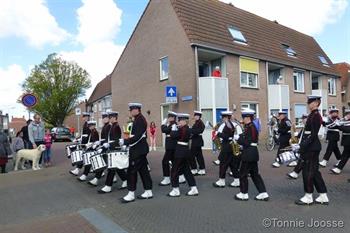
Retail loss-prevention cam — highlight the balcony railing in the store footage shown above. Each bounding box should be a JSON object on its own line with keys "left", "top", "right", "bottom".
{"left": 268, "top": 84, "right": 290, "bottom": 110}
{"left": 198, "top": 77, "right": 229, "bottom": 109}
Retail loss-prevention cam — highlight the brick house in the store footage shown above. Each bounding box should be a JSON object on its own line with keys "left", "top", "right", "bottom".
{"left": 9, "top": 116, "right": 26, "bottom": 136}
{"left": 110, "top": 0, "right": 341, "bottom": 148}
{"left": 86, "top": 75, "right": 112, "bottom": 130}
{"left": 334, "top": 63, "right": 350, "bottom": 109}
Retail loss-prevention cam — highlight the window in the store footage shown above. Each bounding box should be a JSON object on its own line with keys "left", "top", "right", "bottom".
{"left": 241, "top": 103, "right": 259, "bottom": 117}
{"left": 282, "top": 44, "right": 297, "bottom": 57}
{"left": 293, "top": 71, "right": 304, "bottom": 92}
{"left": 98, "top": 101, "right": 102, "bottom": 111}
{"left": 328, "top": 78, "right": 336, "bottom": 95}
{"left": 312, "top": 76, "right": 319, "bottom": 90}
{"left": 240, "top": 57, "right": 259, "bottom": 88}
{"left": 268, "top": 69, "right": 281, "bottom": 84}
{"left": 228, "top": 27, "right": 247, "bottom": 44}
{"left": 295, "top": 104, "right": 307, "bottom": 126}
{"left": 160, "top": 57, "right": 169, "bottom": 80}
{"left": 319, "top": 56, "right": 329, "bottom": 66}
{"left": 241, "top": 72, "right": 258, "bottom": 88}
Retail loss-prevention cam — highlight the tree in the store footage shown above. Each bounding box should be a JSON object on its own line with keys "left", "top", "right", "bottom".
{"left": 22, "top": 53, "right": 91, "bottom": 126}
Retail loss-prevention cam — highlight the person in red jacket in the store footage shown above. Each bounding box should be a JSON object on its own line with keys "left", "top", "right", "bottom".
{"left": 212, "top": 66, "right": 221, "bottom": 78}
{"left": 149, "top": 122, "right": 157, "bottom": 151}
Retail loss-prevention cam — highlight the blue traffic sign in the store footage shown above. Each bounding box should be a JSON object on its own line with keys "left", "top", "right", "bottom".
{"left": 165, "top": 86, "right": 177, "bottom": 104}
{"left": 166, "top": 86, "right": 177, "bottom": 97}
{"left": 22, "top": 94, "right": 38, "bottom": 108}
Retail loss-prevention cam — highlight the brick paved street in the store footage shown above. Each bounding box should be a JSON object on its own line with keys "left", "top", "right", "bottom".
{"left": 0, "top": 142, "right": 349, "bottom": 233}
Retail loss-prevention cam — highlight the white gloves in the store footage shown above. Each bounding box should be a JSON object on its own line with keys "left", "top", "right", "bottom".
{"left": 291, "top": 144, "right": 300, "bottom": 152}
{"left": 103, "top": 143, "right": 110, "bottom": 149}
{"left": 234, "top": 134, "right": 239, "bottom": 141}
{"left": 94, "top": 141, "right": 100, "bottom": 146}
{"left": 335, "top": 119, "right": 341, "bottom": 126}
{"left": 218, "top": 124, "right": 225, "bottom": 133}
{"left": 119, "top": 138, "right": 124, "bottom": 146}
{"left": 97, "top": 148, "right": 103, "bottom": 154}
{"left": 86, "top": 143, "right": 92, "bottom": 148}
{"left": 122, "top": 145, "right": 127, "bottom": 151}
{"left": 171, "top": 124, "right": 178, "bottom": 131}
{"left": 162, "top": 118, "right": 168, "bottom": 125}
{"left": 92, "top": 144, "right": 97, "bottom": 150}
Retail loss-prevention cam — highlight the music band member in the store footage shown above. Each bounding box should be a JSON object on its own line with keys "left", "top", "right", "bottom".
{"left": 78, "top": 121, "right": 100, "bottom": 181}
{"left": 213, "top": 111, "right": 238, "bottom": 188}
{"left": 87, "top": 112, "right": 110, "bottom": 186}
{"left": 295, "top": 96, "right": 328, "bottom": 205}
{"left": 287, "top": 114, "right": 308, "bottom": 179}
{"left": 331, "top": 109, "right": 350, "bottom": 175}
{"left": 229, "top": 113, "right": 243, "bottom": 187}
{"left": 235, "top": 109, "right": 269, "bottom": 201}
{"left": 272, "top": 111, "right": 291, "bottom": 168}
{"left": 97, "top": 112, "right": 128, "bottom": 193}
{"left": 159, "top": 111, "right": 186, "bottom": 186}
{"left": 319, "top": 108, "right": 341, "bottom": 167}
{"left": 189, "top": 111, "right": 206, "bottom": 176}
{"left": 119, "top": 103, "right": 153, "bottom": 203}
{"left": 70, "top": 112, "right": 91, "bottom": 176}
{"left": 168, "top": 113, "right": 199, "bottom": 197}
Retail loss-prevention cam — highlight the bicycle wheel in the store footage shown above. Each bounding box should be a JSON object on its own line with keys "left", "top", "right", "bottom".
{"left": 265, "top": 136, "right": 275, "bottom": 151}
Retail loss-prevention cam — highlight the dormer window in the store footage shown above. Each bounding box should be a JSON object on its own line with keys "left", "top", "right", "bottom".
{"left": 282, "top": 44, "right": 297, "bottom": 57}
{"left": 228, "top": 26, "right": 247, "bottom": 44}
{"left": 319, "top": 56, "right": 329, "bottom": 67}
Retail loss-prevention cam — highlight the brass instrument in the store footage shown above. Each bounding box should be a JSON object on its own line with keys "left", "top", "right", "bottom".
{"left": 289, "top": 122, "right": 299, "bottom": 145}
{"left": 213, "top": 135, "right": 222, "bottom": 151}
{"left": 232, "top": 121, "right": 242, "bottom": 157}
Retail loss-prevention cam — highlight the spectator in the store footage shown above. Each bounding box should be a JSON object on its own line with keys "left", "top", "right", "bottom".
{"left": 28, "top": 114, "right": 45, "bottom": 165}
{"left": 20, "top": 119, "right": 33, "bottom": 149}
{"left": 149, "top": 121, "right": 157, "bottom": 151}
{"left": 253, "top": 114, "right": 262, "bottom": 133}
{"left": 44, "top": 129, "right": 53, "bottom": 167}
{"left": 0, "top": 130, "right": 12, "bottom": 173}
{"left": 212, "top": 66, "right": 221, "bottom": 78}
{"left": 69, "top": 127, "right": 75, "bottom": 135}
{"left": 12, "top": 131, "right": 25, "bottom": 152}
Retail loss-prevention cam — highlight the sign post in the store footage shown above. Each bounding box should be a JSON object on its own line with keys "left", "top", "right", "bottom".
{"left": 21, "top": 93, "right": 38, "bottom": 119}
{"left": 165, "top": 86, "right": 177, "bottom": 104}
{"left": 75, "top": 108, "right": 81, "bottom": 136}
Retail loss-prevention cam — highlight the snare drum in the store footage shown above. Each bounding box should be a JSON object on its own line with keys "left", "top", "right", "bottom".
{"left": 90, "top": 153, "right": 107, "bottom": 172}
{"left": 107, "top": 151, "right": 129, "bottom": 170}
{"left": 71, "top": 150, "right": 83, "bottom": 165}
{"left": 66, "top": 145, "right": 77, "bottom": 158}
{"left": 278, "top": 151, "right": 299, "bottom": 164}
{"left": 83, "top": 151, "right": 96, "bottom": 166}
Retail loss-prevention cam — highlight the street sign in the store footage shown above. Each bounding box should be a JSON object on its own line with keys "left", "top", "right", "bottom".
{"left": 165, "top": 86, "right": 177, "bottom": 104}
{"left": 75, "top": 108, "right": 81, "bottom": 116}
{"left": 21, "top": 93, "right": 37, "bottom": 108}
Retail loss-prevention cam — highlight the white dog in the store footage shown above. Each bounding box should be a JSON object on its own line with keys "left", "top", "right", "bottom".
{"left": 14, "top": 145, "right": 46, "bottom": 171}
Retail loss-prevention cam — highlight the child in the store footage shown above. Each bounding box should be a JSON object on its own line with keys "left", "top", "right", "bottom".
{"left": 149, "top": 121, "right": 157, "bottom": 151}
{"left": 44, "top": 129, "right": 53, "bottom": 167}
{"left": 12, "top": 131, "right": 25, "bottom": 152}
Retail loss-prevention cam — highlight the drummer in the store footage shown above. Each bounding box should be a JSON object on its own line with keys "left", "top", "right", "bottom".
{"left": 87, "top": 112, "right": 111, "bottom": 186}
{"left": 98, "top": 111, "right": 128, "bottom": 193}
{"left": 77, "top": 121, "right": 100, "bottom": 182}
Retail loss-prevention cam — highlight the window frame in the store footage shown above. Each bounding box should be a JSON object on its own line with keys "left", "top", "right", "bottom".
{"left": 319, "top": 56, "right": 329, "bottom": 67}
{"left": 282, "top": 44, "right": 297, "bottom": 57}
{"left": 159, "top": 56, "right": 169, "bottom": 81}
{"left": 328, "top": 77, "right": 336, "bottom": 96}
{"left": 240, "top": 102, "right": 259, "bottom": 118}
{"left": 294, "top": 103, "right": 307, "bottom": 127}
{"left": 293, "top": 70, "right": 305, "bottom": 93}
{"left": 239, "top": 57, "right": 259, "bottom": 89}
{"left": 228, "top": 26, "right": 247, "bottom": 44}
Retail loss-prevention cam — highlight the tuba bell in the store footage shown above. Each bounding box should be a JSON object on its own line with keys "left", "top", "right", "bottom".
{"left": 289, "top": 122, "right": 299, "bottom": 145}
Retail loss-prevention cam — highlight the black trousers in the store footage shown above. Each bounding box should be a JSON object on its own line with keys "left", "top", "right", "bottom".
{"left": 337, "top": 146, "right": 350, "bottom": 170}
{"left": 162, "top": 150, "right": 175, "bottom": 177}
{"left": 82, "top": 164, "right": 92, "bottom": 176}
{"left": 219, "top": 151, "right": 237, "bottom": 178}
{"left": 1, "top": 164, "right": 6, "bottom": 173}
{"left": 189, "top": 146, "right": 205, "bottom": 170}
{"left": 171, "top": 157, "right": 196, "bottom": 187}
{"left": 293, "top": 159, "right": 303, "bottom": 174}
{"left": 105, "top": 169, "right": 127, "bottom": 186}
{"left": 127, "top": 155, "right": 152, "bottom": 191}
{"left": 302, "top": 152, "right": 327, "bottom": 193}
{"left": 323, "top": 140, "right": 341, "bottom": 161}
{"left": 239, "top": 161, "right": 266, "bottom": 194}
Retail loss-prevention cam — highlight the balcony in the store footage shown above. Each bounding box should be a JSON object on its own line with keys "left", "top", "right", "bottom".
{"left": 268, "top": 84, "right": 290, "bottom": 111}
{"left": 198, "top": 77, "right": 229, "bottom": 109}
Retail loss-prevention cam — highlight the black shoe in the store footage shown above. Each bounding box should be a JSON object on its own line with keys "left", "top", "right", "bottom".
{"left": 295, "top": 200, "right": 313, "bottom": 205}
{"left": 137, "top": 195, "right": 153, "bottom": 200}
{"left": 120, "top": 198, "right": 135, "bottom": 203}
{"left": 212, "top": 182, "right": 225, "bottom": 188}
{"left": 97, "top": 189, "right": 111, "bottom": 194}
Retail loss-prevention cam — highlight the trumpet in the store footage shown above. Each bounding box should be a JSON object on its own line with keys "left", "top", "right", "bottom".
{"left": 232, "top": 140, "right": 241, "bottom": 156}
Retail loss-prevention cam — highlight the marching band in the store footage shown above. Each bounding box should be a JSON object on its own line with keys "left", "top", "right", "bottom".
{"left": 66, "top": 96, "right": 350, "bottom": 205}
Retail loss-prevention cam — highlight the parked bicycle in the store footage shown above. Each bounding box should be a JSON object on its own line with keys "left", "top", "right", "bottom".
{"left": 265, "top": 115, "right": 279, "bottom": 151}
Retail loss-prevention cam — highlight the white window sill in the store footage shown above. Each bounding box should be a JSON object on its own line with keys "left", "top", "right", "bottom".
{"left": 294, "top": 90, "right": 305, "bottom": 94}
{"left": 240, "top": 85, "right": 259, "bottom": 90}
{"left": 160, "top": 77, "right": 169, "bottom": 81}
{"left": 328, "top": 94, "right": 337, "bottom": 97}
